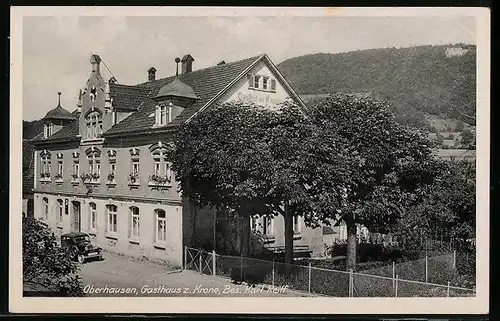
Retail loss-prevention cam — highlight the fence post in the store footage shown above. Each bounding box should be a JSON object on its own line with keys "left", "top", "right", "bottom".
{"left": 425, "top": 255, "right": 428, "bottom": 283}
{"left": 308, "top": 263, "right": 312, "bottom": 293}
{"left": 199, "top": 251, "right": 202, "bottom": 274}
{"left": 183, "top": 246, "right": 187, "bottom": 270}
{"left": 212, "top": 250, "right": 216, "bottom": 276}
{"left": 348, "top": 269, "right": 353, "bottom": 297}
{"left": 392, "top": 261, "right": 395, "bottom": 290}
{"left": 452, "top": 250, "right": 456, "bottom": 269}
{"left": 447, "top": 281, "right": 450, "bottom": 297}
{"left": 272, "top": 258, "right": 275, "bottom": 287}
{"left": 395, "top": 275, "right": 399, "bottom": 297}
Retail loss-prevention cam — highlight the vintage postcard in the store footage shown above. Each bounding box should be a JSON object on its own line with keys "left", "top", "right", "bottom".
{"left": 10, "top": 6, "right": 489, "bottom": 314}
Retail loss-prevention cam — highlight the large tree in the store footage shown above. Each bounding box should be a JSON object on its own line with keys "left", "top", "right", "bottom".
{"left": 23, "top": 217, "right": 83, "bottom": 296}
{"left": 309, "top": 94, "right": 441, "bottom": 270}
{"left": 170, "top": 101, "right": 347, "bottom": 270}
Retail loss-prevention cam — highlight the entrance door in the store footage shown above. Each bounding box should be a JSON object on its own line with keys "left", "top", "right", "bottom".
{"left": 71, "top": 201, "right": 81, "bottom": 232}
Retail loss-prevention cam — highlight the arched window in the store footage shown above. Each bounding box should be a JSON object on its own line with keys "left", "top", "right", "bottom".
{"left": 42, "top": 197, "right": 49, "bottom": 219}
{"left": 85, "top": 111, "right": 103, "bottom": 139}
{"left": 129, "top": 206, "right": 140, "bottom": 239}
{"left": 154, "top": 209, "right": 166, "bottom": 243}
{"left": 89, "top": 202, "right": 97, "bottom": 231}
{"left": 85, "top": 147, "right": 101, "bottom": 182}
{"left": 57, "top": 199, "right": 63, "bottom": 223}
{"left": 40, "top": 151, "right": 52, "bottom": 180}
{"left": 106, "top": 204, "right": 118, "bottom": 234}
{"left": 149, "top": 142, "right": 172, "bottom": 186}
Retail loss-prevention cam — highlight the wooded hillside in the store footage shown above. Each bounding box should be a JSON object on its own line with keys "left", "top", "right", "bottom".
{"left": 277, "top": 44, "right": 476, "bottom": 128}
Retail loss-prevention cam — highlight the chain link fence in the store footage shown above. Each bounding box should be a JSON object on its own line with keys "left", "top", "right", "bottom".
{"left": 184, "top": 247, "right": 475, "bottom": 297}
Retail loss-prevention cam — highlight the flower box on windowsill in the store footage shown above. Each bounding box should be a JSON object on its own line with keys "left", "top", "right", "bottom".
{"left": 148, "top": 175, "right": 172, "bottom": 188}
{"left": 128, "top": 175, "right": 140, "bottom": 187}
{"left": 81, "top": 173, "right": 100, "bottom": 185}
{"left": 39, "top": 173, "right": 51, "bottom": 183}
{"left": 106, "top": 174, "right": 116, "bottom": 186}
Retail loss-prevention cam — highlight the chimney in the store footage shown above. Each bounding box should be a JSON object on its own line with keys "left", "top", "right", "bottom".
{"left": 90, "top": 54, "right": 101, "bottom": 75}
{"left": 181, "top": 54, "right": 195, "bottom": 74}
{"left": 148, "top": 67, "right": 157, "bottom": 81}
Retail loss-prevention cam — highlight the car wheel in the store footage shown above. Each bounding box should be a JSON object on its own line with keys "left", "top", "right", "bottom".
{"left": 77, "top": 254, "right": 85, "bottom": 264}
{"left": 98, "top": 255, "right": 103, "bottom": 261}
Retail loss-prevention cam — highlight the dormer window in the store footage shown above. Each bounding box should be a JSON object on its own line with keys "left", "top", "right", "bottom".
{"left": 155, "top": 104, "right": 172, "bottom": 126}
{"left": 44, "top": 123, "right": 54, "bottom": 138}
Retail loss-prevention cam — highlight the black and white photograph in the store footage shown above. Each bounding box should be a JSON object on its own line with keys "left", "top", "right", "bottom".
{"left": 10, "top": 6, "right": 489, "bottom": 314}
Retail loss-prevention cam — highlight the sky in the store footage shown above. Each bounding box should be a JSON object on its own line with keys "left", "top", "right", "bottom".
{"left": 22, "top": 14, "right": 476, "bottom": 121}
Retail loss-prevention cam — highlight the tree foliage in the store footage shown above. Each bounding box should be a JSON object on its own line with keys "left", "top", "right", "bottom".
{"left": 278, "top": 44, "right": 476, "bottom": 126}
{"left": 396, "top": 160, "right": 476, "bottom": 248}
{"left": 309, "top": 94, "right": 442, "bottom": 269}
{"left": 23, "top": 217, "right": 83, "bottom": 296}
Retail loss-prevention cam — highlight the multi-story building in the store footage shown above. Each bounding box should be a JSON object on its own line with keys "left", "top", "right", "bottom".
{"left": 31, "top": 53, "right": 326, "bottom": 266}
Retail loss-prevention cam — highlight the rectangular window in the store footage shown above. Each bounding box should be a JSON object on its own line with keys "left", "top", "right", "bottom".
{"left": 293, "top": 216, "right": 301, "bottom": 233}
{"left": 262, "top": 216, "right": 273, "bottom": 235}
{"left": 270, "top": 79, "right": 276, "bottom": 91}
{"left": 109, "top": 162, "right": 116, "bottom": 175}
{"left": 164, "top": 162, "right": 171, "bottom": 180}
{"left": 262, "top": 77, "right": 269, "bottom": 90}
{"left": 73, "top": 162, "right": 79, "bottom": 176}
{"left": 43, "top": 198, "right": 49, "bottom": 219}
{"left": 155, "top": 210, "right": 166, "bottom": 243}
{"left": 248, "top": 75, "right": 255, "bottom": 88}
{"left": 132, "top": 161, "right": 140, "bottom": 176}
{"left": 57, "top": 200, "right": 63, "bottom": 223}
{"left": 130, "top": 207, "right": 140, "bottom": 239}
{"left": 254, "top": 75, "right": 260, "bottom": 89}
{"left": 89, "top": 203, "right": 97, "bottom": 230}
{"left": 160, "top": 106, "right": 167, "bottom": 125}
{"left": 107, "top": 205, "right": 117, "bottom": 233}
{"left": 58, "top": 161, "right": 63, "bottom": 176}
{"left": 154, "top": 160, "right": 161, "bottom": 176}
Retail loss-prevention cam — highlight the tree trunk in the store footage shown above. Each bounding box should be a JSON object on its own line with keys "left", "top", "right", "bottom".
{"left": 283, "top": 209, "right": 294, "bottom": 277}
{"left": 240, "top": 215, "right": 251, "bottom": 257}
{"left": 345, "top": 214, "right": 357, "bottom": 271}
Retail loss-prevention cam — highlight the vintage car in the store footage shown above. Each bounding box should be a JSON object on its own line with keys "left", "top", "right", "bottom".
{"left": 61, "top": 232, "right": 103, "bottom": 263}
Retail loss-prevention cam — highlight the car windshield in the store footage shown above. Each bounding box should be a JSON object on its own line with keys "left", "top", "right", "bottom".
{"left": 74, "top": 236, "right": 90, "bottom": 242}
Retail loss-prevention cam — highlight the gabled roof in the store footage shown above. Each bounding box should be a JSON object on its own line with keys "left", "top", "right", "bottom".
{"left": 103, "top": 55, "right": 262, "bottom": 136}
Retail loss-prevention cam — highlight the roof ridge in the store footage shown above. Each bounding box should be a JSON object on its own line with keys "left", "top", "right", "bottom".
{"left": 136, "top": 54, "right": 263, "bottom": 87}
